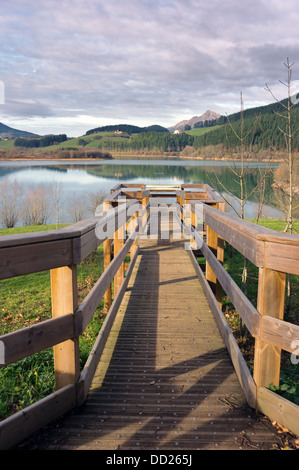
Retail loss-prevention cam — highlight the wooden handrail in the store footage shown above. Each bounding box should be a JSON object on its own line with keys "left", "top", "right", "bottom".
{"left": 0, "top": 198, "right": 142, "bottom": 449}
{"left": 1, "top": 184, "right": 298, "bottom": 448}
{"left": 191, "top": 202, "right": 299, "bottom": 275}
{"left": 0, "top": 200, "right": 138, "bottom": 279}
{"left": 183, "top": 199, "right": 299, "bottom": 437}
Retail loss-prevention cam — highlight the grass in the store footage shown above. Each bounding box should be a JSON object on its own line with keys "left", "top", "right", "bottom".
{"left": 186, "top": 125, "right": 224, "bottom": 136}
{"left": 0, "top": 224, "right": 105, "bottom": 420}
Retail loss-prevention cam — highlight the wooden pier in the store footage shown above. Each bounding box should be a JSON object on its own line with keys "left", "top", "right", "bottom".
{"left": 0, "top": 184, "right": 298, "bottom": 450}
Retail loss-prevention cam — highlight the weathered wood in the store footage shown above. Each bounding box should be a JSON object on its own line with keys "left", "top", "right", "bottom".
{"left": 77, "top": 227, "right": 138, "bottom": 333}
{"left": 179, "top": 216, "right": 261, "bottom": 337}
{"left": 103, "top": 201, "right": 112, "bottom": 315}
{"left": 113, "top": 224, "right": 125, "bottom": 296}
{"left": 261, "top": 316, "right": 299, "bottom": 353}
{"left": 257, "top": 387, "right": 299, "bottom": 438}
{"left": 253, "top": 268, "right": 286, "bottom": 389}
{"left": 77, "top": 246, "right": 140, "bottom": 405}
{"left": 0, "top": 384, "right": 76, "bottom": 450}
{"left": 17, "top": 217, "right": 284, "bottom": 450}
{"left": 0, "top": 239, "right": 73, "bottom": 280}
{"left": 263, "top": 240, "right": 299, "bottom": 275}
{"left": 188, "top": 248, "right": 256, "bottom": 408}
{"left": 0, "top": 314, "right": 74, "bottom": 367}
{"left": 50, "top": 265, "right": 80, "bottom": 391}
{"left": 206, "top": 218, "right": 224, "bottom": 307}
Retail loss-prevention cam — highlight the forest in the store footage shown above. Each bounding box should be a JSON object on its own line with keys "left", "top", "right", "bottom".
{"left": 14, "top": 134, "right": 68, "bottom": 148}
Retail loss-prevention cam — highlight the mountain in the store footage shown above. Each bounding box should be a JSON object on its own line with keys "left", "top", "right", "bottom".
{"left": 168, "top": 110, "right": 221, "bottom": 131}
{"left": 0, "top": 122, "right": 39, "bottom": 138}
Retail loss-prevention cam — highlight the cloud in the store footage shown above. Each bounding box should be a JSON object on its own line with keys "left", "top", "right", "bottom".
{"left": 0, "top": 0, "right": 299, "bottom": 135}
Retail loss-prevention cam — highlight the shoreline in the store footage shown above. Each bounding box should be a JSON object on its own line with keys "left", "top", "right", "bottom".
{"left": 0, "top": 154, "right": 284, "bottom": 163}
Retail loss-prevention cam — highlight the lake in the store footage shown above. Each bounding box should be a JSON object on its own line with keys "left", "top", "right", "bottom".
{"left": 0, "top": 158, "right": 283, "bottom": 227}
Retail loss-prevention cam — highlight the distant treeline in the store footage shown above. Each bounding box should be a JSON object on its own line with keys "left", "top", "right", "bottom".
{"left": 14, "top": 134, "right": 68, "bottom": 148}
{"left": 97, "top": 131, "right": 195, "bottom": 152}
{"left": 85, "top": 124, "right": 169, "bottom": 135}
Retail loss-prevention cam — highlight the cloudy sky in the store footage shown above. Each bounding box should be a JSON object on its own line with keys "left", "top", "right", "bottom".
{"left": 0, "top": 0, "right": 299, "bottom": 136}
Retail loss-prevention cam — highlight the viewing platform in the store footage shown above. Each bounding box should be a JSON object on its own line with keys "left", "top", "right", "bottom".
{"left": 0, "top": 184, "right": 298, "bottom": 450}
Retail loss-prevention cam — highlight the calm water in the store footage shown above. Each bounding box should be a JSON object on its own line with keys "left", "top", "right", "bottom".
{"left": 0, "top": 158, "right": 283, "bottom": 226}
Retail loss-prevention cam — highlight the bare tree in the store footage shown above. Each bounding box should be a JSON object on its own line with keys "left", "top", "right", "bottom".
{"left": 265, "top": 57, "right": 299, "bottom": 235}
{"left": 0, "top": 178, "right": 23, "bottom": 228}
{"left": 67, "top": 192, "right": 87, "bottom": 222}
{"left": 206, "top": 92, "right": 272, "bottom": 338}
{"left": 86, "top": 190, "right": 107, "bottom": 216}
{"left": 265, "top": 58, "right": 299, "bottom": 314}
{"left": 50, "top": 181, "right": 64, "bottom": 229}
{"left": 23, "top": 183, "right": 51, "bottom": 225}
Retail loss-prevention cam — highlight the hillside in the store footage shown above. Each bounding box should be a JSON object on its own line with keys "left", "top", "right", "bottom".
{"left": 0, "top": 122, "right": 39, "bottom": 138}
{"left": 1, "top": 97, "right": 298, "bottom": 160}
{"left": 193, "top": 98, "right": 299, "bottom": 153}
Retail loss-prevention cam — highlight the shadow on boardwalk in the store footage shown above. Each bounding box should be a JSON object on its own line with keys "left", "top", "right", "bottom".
{"left": 15, "top": 214, "right": 284, "bottom": 450}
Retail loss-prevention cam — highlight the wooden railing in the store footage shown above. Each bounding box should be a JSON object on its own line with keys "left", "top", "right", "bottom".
{"left": 0, "top": 182, "right": 298, "bottom": 448}
{"left": 175, "top": 192, "right": 299, "bottom": 437}
{"left": 0, "top": 194, "right": 148, "bottom": 449}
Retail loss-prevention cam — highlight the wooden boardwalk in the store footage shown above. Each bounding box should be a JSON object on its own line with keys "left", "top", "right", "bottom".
{"left": 16, "top": 212, "right": 283, "bottom": 450}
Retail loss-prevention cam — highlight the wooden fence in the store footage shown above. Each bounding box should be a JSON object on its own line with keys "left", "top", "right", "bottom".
{"left": 175, "top": 190, "right": 299, "bottom": 438}
{"left": 0, "top": 183, "right": 298, "bottom": 449}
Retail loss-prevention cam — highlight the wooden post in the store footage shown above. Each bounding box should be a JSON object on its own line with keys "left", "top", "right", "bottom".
{"left": 113, "top": 223, "right": 125, "bottom": 296}
{"left": 253, "top": 267, "right": 286, "bottom": 389}
{"left": 50, "top": 264, "right": 79, "bottom": 390}
{"left": 205, "top": 203, "right": 225, "bottom": 307}
{"left": 141, "top": 194, "right": 148, "bottom": 233}
{"left": 103, "top": 200, "right": 112, "bottom": 314}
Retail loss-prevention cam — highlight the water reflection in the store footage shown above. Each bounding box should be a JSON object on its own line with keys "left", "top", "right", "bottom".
{"left": 0, "top": 159, "right": 282, "bottom": 225}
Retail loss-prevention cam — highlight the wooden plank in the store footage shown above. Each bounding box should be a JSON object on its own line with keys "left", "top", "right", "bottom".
{"left": 253, "top": 268, "right": 286, "bottom": 389}
{"left": 181, "top": 217, "right": 261, "bottom": 337}
{"left": 77, "top": 246, "right": 140, "bottom": 405}
{"left": 0, "top": 384, "right": 76, "bottom": 450}
{"left": 257, "top": 387, "right": 299, "bottom": 437}
{"left": 113, "top": 224, "right": 125, "bottom": 295}
{"left": 264, "top": 241, "right": 299, "bottom": 275}
{"left": 196, "top": 204, "right": 265, "bottom": 267}
{"left": 72, "top": 201, "right": 139, "bottom": 263}
{"left": 11, "top": 213, "right": 285, "bottom": 451}
{"left": 192, "top": 202, "right": 299, "bottom": 274}
{"left": 0, "top": 314, "right": 74, "bottom": 367}
{"left": 261, "top": 316, "right": 299, "bottom": 353}
{"left": 184, "top": 192, "right": 207, "bottom": 200}
{"left": 188, "top": 248, "right": 257, "bottom": 409}
{"left": 50, "top": 265, "right": 80, "bottom": 391}
{"left": 0, "top": 239, "right": 73, "bottom": 280}
{"left": 103, "top": 201, "right": 112, "bottom": 315}
{"left": 77, "top": 227, "right": 139, "bottom": 333}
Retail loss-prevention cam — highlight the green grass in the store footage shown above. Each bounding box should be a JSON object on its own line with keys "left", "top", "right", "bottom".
{"left": 0, "top": 224, "right": 105, "bottom": 420}
{"left": 186, "top": 125, "right": 224, "bottom": 136}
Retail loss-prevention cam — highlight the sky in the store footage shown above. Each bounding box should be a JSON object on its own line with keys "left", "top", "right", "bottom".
{"left": 0, "top": 0, "right": 299, "bottom": 137}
